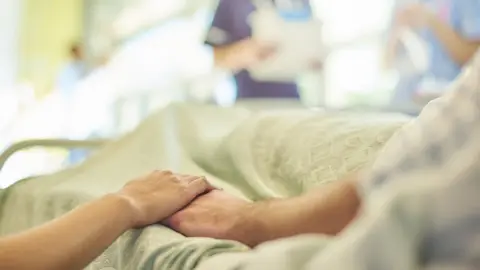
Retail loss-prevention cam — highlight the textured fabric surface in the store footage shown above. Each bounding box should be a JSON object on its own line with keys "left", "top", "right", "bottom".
{"left": 0, "top": 104, "right": 408, "bottom": 270}
{"left": 197, "top": 46, "right": 480, "bottom": 270}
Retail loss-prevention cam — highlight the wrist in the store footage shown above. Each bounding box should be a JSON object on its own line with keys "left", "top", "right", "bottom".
{"left": 240, "top": 180, "right": 361, "bottom": 246}
{"left": 236, "top": 199, "right": 290, "bottom": 246}
{"left": 225, "top": 202, "right": 273, "bottom": 247}
{"left": 103, "top": 193, "right": 138, "bottom": 230}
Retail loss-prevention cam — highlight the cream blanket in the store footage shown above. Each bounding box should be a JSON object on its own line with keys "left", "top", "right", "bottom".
{"left": 0, "top": 103, "right": 408, "bottom": 270}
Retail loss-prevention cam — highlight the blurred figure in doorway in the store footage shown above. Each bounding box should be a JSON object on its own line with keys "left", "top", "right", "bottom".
{"left": 56, "top": 42, "right": 88, "bottom": 99}
{"left": 384, "top": 0, "right": 480, "bottom": 113}
{"left": 56, "top": 42, "right": 90, "bottom": 165}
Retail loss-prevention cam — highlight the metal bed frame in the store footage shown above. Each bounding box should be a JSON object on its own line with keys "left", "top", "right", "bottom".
{"left": 0, "top": 89, "right": 162, "bottom": 183}
{"left": 0, "top": 139, "right": 108, "bottom": 175}
{"left": 0, "top": 91, "right": 154, "bottom": 177}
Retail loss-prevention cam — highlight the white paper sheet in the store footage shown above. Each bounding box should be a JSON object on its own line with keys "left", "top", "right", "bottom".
{"left": 248, "top": 8, "right": 325, "bottom": 82}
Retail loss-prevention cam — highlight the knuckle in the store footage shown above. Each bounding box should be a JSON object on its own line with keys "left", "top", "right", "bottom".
{"left": 170, "top": 174, "right": 182, "bottom": 183}
{"left": 198, "top": 176, "right": 208, "bottom": 185}
{"left": 163, "top": 170, "right": 173, "bottom": 176}
{"left": 179, "top": 182, "right": 190, "bottom": 192}
{"left": 152, "top": 170, "right": 173, "bottom": 176}
{"left": 150, "top": 170, "right": 162, "bottom": 178}
{"left": 150, "top": 170, "right": 175, "bottom": 181}
{"left": 179, "top": 184, "right": 195, "bottom": 197}
{"left": 194, "top": 177, "right": 208, "bottom": 189}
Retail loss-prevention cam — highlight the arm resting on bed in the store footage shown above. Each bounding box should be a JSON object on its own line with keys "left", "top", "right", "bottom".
{"left": 253, "top": 177, "right": 361, "bottom": 244}
{"left": 0, "top": 194, "right": 134, "bottom": 270}
{"left": 167, "top": 175, "right": 361, "bottom": 247}
{"left": 0, "top": 171, "right": 214, "bottom": 270}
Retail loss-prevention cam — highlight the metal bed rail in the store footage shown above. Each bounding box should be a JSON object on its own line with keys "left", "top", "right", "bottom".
{"left": 0, "top": 139, "right": 108, "bottom": 174}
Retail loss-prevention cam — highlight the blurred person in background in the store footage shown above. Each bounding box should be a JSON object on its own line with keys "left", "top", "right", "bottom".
{"left": 56, "top": 42, "right": 88, "bottom": 99}
{"left": 384, "top": 0, "right": 480, "bottom": 112}
{"left": 55, "top": 42, "right": 91, "bottom": 165}
{"left": 205, "top": 0, "right": 317, "bottom": 103}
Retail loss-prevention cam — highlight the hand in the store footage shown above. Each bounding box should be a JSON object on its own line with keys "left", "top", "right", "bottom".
{"left": 116, "top": 170, "right": 215, "bottom": 228}
{"left": 225, "top": 38, "right": 277, "bottom": 71}
{"left": 308, "top": 59, "right": 323, "bottom": 71}
{"left": 164, "top": 190, "right": 261, "bottom": 247}
{"left": 395, "top": 4, "right": 435, "bottom": 29}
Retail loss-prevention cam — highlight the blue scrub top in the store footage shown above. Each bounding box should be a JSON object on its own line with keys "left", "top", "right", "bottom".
{"left": 391, "top": 0, "right": 480, "bottom": 106}
{"left": 56, "top": 61, "right": 88, "bottom": 97}
{"left": 205, "top": 0, "right": 311, "bottom": 100}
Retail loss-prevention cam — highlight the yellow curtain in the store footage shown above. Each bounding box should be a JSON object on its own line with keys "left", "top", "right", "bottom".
{"left": 18, "top": 0, "right": 83, "bottom": 98}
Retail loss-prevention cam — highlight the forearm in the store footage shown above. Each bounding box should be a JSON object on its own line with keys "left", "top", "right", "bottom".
{"left": 249, "top": 177, "right": 361, "bottom": 246}
{"left": 0, "top": 194, "right": 134, "bottom": 270}
{"left": 429, "top": 17, "right": 480, "bottom": 66}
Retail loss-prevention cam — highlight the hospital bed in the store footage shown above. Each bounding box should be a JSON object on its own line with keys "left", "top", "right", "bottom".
{"left": 0, "top": 103, "right": 411, "bottom": 269}
{"left": 0, "top": 103, "right": 301, "bottom": 187}
{"left": 0, "top": 101, "right": 410, "bottom": 187}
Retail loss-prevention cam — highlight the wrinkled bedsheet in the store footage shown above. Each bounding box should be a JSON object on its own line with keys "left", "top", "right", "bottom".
{"left": 0, "top": 103, "right": 409, "bottom": 270}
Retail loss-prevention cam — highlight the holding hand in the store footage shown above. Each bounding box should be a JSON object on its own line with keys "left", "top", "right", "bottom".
{"left": 220, "top": 38, "right": 277, "bottom": 71}
{"left": 117, "top": 170, "right": 215, "bottom": 228}
{"left": 0, "top": 170, "right": 216, "bottom": 270}
{"left": 308, "top": 58, "right": 324, "bottom": 71}
{"left": 165, "top": 190, "right": 261, "bottom": 247}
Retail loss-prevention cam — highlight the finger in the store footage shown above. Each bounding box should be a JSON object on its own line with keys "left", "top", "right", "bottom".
{"left": 152, "top": 170, "right": 173, "bottom": 178}
{"left": 178, "top": 174, "right": 220, "bottom": 192}
{"left": 309, "top": 60, "right": 323, "bottom": 70}
{"left": 188, "top": 177, "right": 215, "bottom": 196}
{"left": 252, "top": 39, "right": 276, "bottom": 51}
{"left": 264, "top": 46, "right": 278, "bottom": 55}
{"left": 199, "top": 176, "right": 220, "bottom": 191}
{"left": 206, "top": 181, "right": 220, "bottom": 192}
{"left": 177, "top": 175, "right": 217, "bottom": 190}
{"left": 249, "top": 38, "right": 264, "bottom": 47}
{"left": 257, "top": 47, "right": 276, "bottom": 61}
{"left": 177, "top": 174, "right": 202, "bottom": 183}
